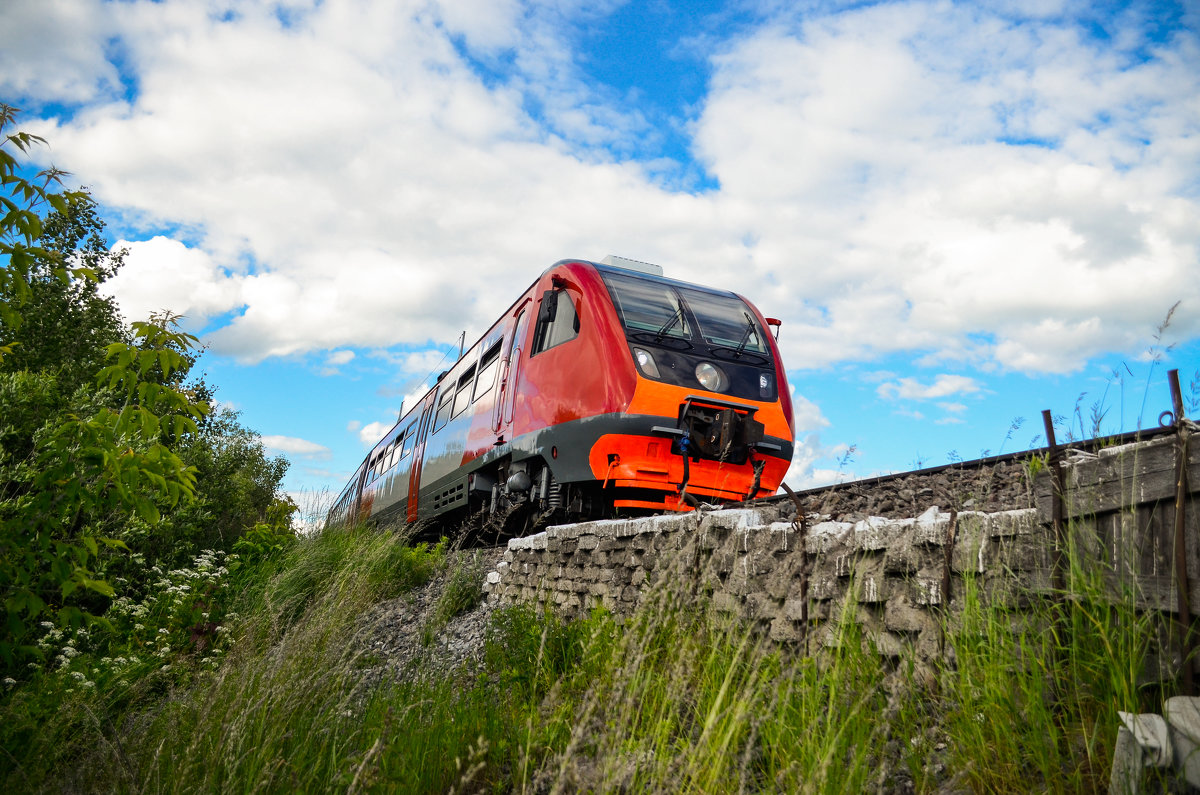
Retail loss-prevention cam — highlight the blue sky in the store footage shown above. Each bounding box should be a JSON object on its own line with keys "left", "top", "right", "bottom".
{"left": 2, "top": 0, "right": 1198, "bottom": 519}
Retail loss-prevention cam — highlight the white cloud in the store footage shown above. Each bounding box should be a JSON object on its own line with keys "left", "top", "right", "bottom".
{"left": 102, "top": 236, "right": 243, "bottom": 325}
{"left": 789, "top": 388, "right": 829, "bottom": 431}
{"left": 261, "top": 434, "right": 332, "bottom": 460}
{"left": 785, "top": 434, "right": 859, "bottom": 489}
{"left": 696, "top": 2, "right": 1200, "bottom": 373}
{"left": 877, "top": 375, "right": 982, "bottom": 401}
{"left": 318, "top": 349, "right": 355, "bottom": 376}
{"left": 358, "top": 420, "right": 393, "bottom": 447}
{"left": 0, "top": 0, "right": 120, "bottom": 103}
{"left": 5, "top": 0, "right": 1198, "bottom": 378}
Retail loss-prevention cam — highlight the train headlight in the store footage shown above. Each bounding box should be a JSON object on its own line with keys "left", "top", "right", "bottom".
{"left": 759, "top": 372, "right": 774, "bottom": 398}
{"left": 695, "top": 362, "right": 729, "bottom": 393}
{"left": 633, "top": 347, "right": 661, "bottom": 378}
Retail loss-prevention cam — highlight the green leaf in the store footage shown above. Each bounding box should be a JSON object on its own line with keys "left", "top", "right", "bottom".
{"left": 80, "top": 577, "right": 115, "bottom": 597}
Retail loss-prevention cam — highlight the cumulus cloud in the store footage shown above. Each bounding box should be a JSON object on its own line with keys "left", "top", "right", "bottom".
{"left": 357, "top": 420, "right": 393, "bottom": 447}
{"left": 695, "top": 2, "right": 1200, "bottom": 372}
{"left": 3, "top": 0, "right": 1197, "bottom": 379}
{"left": 876, "top": 374, "right": 982, "bottom": 401}
{"left": 102, "top": 236, "right": 243, "bottom": 325}
{"left": 0, "top": 0, "right": 120, "bottom": 103}
{"left": 261, "top": 435, "right": 332, "bottom": 460}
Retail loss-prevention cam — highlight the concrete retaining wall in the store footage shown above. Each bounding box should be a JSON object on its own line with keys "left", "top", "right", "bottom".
{"left": 483, "top": 431, "right": 1198, "bottom": 665}
{"left": 484, "top": 502, "right": 1048, "bottom": 660}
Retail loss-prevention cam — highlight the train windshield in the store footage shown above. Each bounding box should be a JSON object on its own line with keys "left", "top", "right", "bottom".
{"left": 600, "top": 269, "right": 769, "bottom": 358}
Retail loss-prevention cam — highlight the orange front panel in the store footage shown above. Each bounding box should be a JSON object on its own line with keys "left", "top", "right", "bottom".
{"left": 623, "top": 377, "right": 792, "bottom": 444}
{"left": 588, "top": 433, "right": 790, "bottom": 500}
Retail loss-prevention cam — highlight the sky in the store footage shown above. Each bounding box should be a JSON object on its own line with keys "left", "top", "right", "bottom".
{"left": 2, "top": 0, "right": 1198, "bottom": 517}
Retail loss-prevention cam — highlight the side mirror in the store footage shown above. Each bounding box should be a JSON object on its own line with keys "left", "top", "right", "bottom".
{"left": 538, "top": 290, "right": 558, "bottom": 324}
{"left": 766, "top": 317, "right": 782, "bottom": 340}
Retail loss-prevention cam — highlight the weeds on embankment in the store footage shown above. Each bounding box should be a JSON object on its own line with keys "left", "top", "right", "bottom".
{"left": 1, "top": 517, "right": 1173, "bottom": 793}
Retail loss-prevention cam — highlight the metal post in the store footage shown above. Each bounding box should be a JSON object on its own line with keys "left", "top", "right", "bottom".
{"left": 939, "top": 509, "right": 958, "bottom": 656}
{"left": 1043, "top": 409, "right": 1066, "bottom": 592}
{"left": 781, "top": 483, "right": 809, "bottom": 654}
{"left": 1169, "top": 369, "right": 1195, "bottom": 694}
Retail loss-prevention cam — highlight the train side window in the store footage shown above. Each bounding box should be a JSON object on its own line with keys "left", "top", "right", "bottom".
{"left": 400, "top": 422, "right": 416, "bottom": 459}
{"left": 432, "top": 387, "right": 454, "bottom": 433}
{"left": 473, "top": 342, "right": 502, "bottom": 401}
{"left": 452, "top": 365, "right": 476, "bottom": 417}
{"left": 531, "top": 290, "right": 580, "bottom": 356}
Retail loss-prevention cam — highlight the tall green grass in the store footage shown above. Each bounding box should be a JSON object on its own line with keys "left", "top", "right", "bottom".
{"left": 2, "top": 516, "right": 1173, "bottom": 793}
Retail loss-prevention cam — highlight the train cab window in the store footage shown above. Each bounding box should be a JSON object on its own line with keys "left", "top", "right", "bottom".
{"left": 473, "top": 342, "right": 502, "bottom": 401}
{"left": 531, "top": 289, "right": 580, "bottom": 356}
{"left": 432, "top": 387, "right": 454, "bottom": 433}
{"left": 452, "top": 365, "right": 476, "bottom": 417}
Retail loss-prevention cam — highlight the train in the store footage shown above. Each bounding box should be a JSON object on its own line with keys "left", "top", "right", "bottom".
{"left": 325, "top": 256, "right": 796, "bottom": 535}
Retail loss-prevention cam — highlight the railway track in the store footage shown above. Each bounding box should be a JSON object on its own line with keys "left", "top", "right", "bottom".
{"left": 745, "top": 423, "right": 1179, "bottom": 521}
{"left": 440, "top": 423, "right": 1181, "bottom": 549}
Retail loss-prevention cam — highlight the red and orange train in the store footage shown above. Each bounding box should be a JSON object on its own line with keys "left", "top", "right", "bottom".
{"left": 326, "top": 257, "right": 795, "bottom": 533}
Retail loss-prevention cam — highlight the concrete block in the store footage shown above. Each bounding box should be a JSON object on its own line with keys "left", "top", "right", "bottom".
{"left": 576, "top": 534, "right": 599, "bottom": 551}
{"left": 700, "top": 507, "right": 769, "bottom": 533}
{"left": 870, "top": 630, "right": 906, "bottom": 658}
{"left": 884, "top": 594, "right": 935, "bottom": 634}
{"left": 951, "top": 514, "right": 990, "bottom": 574}
{"left": 509, "top": 531, "right": 548, "bottom": 551}
{"left": 710, "top": 550, "right": 735, "bottom": 575}
{"left": 783, "top": 597, "right": 807, "bottom": 621}
{"left": 597, "top": 537, "right": 625, "bottom": 553}
{"left": 854, "top": 516, "right": 904, "bottom": 552}
{"left": 883, "top": 542, "right": 920, "bottom": 575}
{"left": 711, "top": 591, "right": 742, "bottom": 615}
{"left": 744, "top": 592, "right": 778, "bottom": 621}
{"left": 991, "top": 534, "right": 1051, "bottom": 572}
{"left": 808, "top": 574, "right": 842, "bottom": 601}
{"left": 806, "top": 520, "right": 855, "bottom": 554}
{"left": 769, "top": 616, "right": 800, "bottom": 642}
{"left": 911, "top": 576, "right": 944, "bottom": 606}
{"left": 856, "top": 575, "right": 887, "bottom": 604}
{"left": 764, "top": 565, "right": 797, "bottom": 600}
{"left": 988, "top": 508, "right": 1039, "bottom": 537}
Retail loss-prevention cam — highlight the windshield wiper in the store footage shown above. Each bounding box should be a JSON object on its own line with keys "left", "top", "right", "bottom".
{"left": 734, "top": 312, "right": 756, "bottom": 358}
{"left": 655, "top": 307, "right": 683, "bottom": 342}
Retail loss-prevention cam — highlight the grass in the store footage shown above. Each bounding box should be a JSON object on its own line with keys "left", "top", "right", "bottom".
{"left": 1, "top": 513, "right": 1177, "bottom": 794}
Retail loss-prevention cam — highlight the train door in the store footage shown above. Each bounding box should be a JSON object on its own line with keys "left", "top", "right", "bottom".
{"left": 405, "top": 399, "right": 438, "bottom": 522}
{"left": 496, "top": 302, "right": 531, "bottom": 434}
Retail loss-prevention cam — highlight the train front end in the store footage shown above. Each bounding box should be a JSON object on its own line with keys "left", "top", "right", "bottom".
{"left": 586, "top": 260, "right": 795, "bottom": 511}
